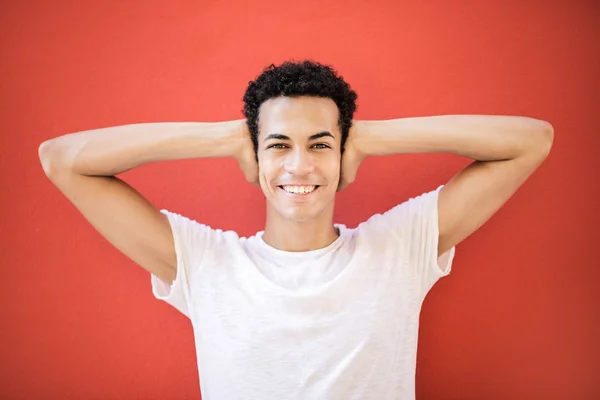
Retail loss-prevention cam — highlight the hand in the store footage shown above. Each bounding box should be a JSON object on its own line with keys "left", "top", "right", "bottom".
{"left": 338, "top": 121, "right": 366, "bottom": 192}
{"left": 234, "top": 119, "right": 260, "bottom": 187}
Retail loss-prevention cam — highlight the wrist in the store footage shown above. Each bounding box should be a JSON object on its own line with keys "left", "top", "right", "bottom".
{"left": 347, "top": 120, "right": 370, "bottom": 159}
{"left": 230, "top": 119, "right": 254, "bottom": 161}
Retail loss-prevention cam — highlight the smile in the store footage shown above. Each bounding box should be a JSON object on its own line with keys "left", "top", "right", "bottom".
{"left": 278, "top": 185, "right": 320, "bottom": 195}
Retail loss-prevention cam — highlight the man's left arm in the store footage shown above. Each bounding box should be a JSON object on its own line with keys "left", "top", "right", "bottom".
{"left": 345, "top": 115, "right": 554, "bottom": 258}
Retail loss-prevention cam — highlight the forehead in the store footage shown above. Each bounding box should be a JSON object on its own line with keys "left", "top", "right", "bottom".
{"left": 258, "top": 96, "right": 339, "bottom": 138}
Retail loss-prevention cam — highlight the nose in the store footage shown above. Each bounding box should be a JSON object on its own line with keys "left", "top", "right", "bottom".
{"left": 284, "top": 148, "right": 315, "bottom": 176}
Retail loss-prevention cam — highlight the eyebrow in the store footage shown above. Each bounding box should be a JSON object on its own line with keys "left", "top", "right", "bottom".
{"left": 263, "top": 131, "right": 334, "bottom": 142}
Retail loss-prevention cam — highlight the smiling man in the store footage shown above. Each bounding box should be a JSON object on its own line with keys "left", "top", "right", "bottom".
{"left": 259, "top": 95, "right": 343, "bottom": 252}
{"left": 38, "top": 60, "right": 553, "bottom": 399}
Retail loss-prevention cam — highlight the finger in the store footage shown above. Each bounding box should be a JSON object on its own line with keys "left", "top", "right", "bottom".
{"left": 337, "top": 177, "right": 347, "bottom": 192}
{"left": 341, "top": 166, "right": 355, "bottom": 187}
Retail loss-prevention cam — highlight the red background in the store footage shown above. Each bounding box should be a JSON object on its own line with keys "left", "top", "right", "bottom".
{"left": 1, "top": 0, "right": 598, "bottom": 399}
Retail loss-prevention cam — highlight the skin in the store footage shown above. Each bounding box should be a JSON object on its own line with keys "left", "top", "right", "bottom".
{"left": 245, "top": 100, "right": 554, "bottom": 261}
{"left": 39, "top": 94, "right": 553, "bottom": 286}
{"left": 257, "top": 96, "right": 343, "bottom": 252}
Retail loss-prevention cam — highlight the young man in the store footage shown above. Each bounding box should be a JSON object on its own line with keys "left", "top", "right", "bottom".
{"left": 38, "top": 60, "right": 554, "bottom": 399}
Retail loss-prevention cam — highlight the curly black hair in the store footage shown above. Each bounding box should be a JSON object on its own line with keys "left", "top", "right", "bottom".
{"left": 242, "top": 59, "right": 358, "bottom": 160}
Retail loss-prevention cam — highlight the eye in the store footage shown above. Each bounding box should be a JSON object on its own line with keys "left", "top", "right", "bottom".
{"left": 267, "top": 143, "right": 288, "bottom": 149}
{"left": 312, "top": 143, "right": 330, "bottom": 149}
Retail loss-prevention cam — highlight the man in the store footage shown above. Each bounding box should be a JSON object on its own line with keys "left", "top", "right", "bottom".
{"left": 38, "top": 60, "right": 554, "bottom": 399}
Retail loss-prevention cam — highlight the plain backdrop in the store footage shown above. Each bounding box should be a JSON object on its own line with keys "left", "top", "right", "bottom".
{"left": 1, "top": 0, "right": 598, "bottom": 399}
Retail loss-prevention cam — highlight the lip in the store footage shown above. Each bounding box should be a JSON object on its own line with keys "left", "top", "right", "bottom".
{"left": 277, "top": 185, "right": 320, "bottom": 201}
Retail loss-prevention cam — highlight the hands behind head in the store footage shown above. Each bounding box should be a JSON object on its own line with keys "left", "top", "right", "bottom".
{"left": 233, "top": 119, "right": 365, "bottom": 192}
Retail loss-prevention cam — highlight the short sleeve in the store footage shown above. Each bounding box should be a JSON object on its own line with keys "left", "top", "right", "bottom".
{"left": 151, "top": 209, "right": 216, "bottom": 319}
{"left": 378, "top": 185, "right": 456, "bottom": 301}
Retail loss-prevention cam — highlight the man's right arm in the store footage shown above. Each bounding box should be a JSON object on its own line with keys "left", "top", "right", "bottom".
{"left": 38, "top": 120, "right": 253, "bottom": 286}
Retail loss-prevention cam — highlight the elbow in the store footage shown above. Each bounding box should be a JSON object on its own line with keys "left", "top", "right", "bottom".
{"left": 539, "top": 121, "right": 554, "bottom": 156}
{"left": 38, "top": 140, "right": 57, "bottom": 177}
{"left": 527, "top": 119, "right": 554, "bottom": 157}
{"left": 38, "top": 139, "right": 73, "bottom": 178}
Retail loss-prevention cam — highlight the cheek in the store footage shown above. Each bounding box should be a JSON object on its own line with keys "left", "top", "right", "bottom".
{"left": 258, "top": 167, "right": 270, "bottom": 189}
{"left": 324, "top": 158, "right": 341, "bottom": 179}
{"left": 257, "top": 159, "right": 277, "bottom": 190}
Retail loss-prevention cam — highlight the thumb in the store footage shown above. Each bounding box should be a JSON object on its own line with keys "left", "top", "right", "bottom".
{"left": 337, "top": 164, "right": 350, "bottom": 192}
{"left": 342, "top": 157, "right": 358, "bottom": 184}
{"left": 237, "top": 158, "right": 259, "bottom": 185}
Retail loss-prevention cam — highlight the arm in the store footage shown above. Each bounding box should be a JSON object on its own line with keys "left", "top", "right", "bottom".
{"left": 39, "top": 120, "right": 255, "bottom": 285}
{"left": 347, "top": 115, "right": 554, "bottom": 259}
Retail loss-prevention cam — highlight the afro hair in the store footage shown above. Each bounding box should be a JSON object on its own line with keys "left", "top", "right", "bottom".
{"left": 242, "top": 59, "right": 358, "bottom": 160}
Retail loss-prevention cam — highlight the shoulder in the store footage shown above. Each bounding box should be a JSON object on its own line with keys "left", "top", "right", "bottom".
{"left": 395, "top": 185, "right": 444, "bottom": 216}
{"left": 160, "top": 209, "right": 243, "bottom": 253}
{"left": 359, "top": 186, "right": 444, "bottom": 231}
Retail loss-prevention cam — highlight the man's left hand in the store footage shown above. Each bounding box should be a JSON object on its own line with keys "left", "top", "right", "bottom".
{"left": 338, "top": 120, "right": 367, "bottom": 192}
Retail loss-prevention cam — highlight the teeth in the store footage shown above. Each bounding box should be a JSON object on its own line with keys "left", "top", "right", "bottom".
{"left": 282, "top": 185, "right": 316, "bottom": 194}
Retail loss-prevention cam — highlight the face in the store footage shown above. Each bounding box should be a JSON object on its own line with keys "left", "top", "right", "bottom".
{"left": 257, "top": 96, "right": 341, "bottom": 222}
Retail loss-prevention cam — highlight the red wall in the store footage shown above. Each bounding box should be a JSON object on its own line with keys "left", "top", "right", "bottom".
{"left": 1, "top": 1, "right": 598, "bottom": 398}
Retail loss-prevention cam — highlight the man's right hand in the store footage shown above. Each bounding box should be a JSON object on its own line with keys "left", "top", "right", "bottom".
{"left": 234, "top": 119, "right": 260, "bottom": 187}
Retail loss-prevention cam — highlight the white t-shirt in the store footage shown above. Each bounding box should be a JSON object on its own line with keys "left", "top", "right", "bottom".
{"left": 151, "top": 185, "right": 455, "bottom": 400}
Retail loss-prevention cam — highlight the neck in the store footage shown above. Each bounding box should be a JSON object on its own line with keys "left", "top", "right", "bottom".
{"left": 262, "top": 207, "right": 339, "bottom": 252}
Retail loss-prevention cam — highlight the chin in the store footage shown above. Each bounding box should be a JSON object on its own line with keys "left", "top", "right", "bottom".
{"left": 279, "top": 208, "right": 318, "bottom": 223}
{"left": 278, "top": 201, "right": 336, "bottom": 222}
